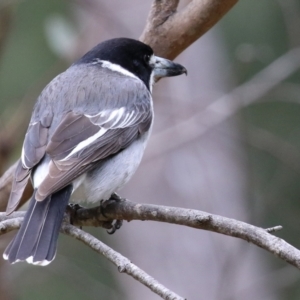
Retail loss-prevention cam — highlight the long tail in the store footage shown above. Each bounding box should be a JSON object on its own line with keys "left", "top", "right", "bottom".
{"left": 3, "top": 185, "right": 72, "bottom": 266}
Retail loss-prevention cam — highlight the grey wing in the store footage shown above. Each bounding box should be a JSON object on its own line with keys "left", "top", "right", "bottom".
{"left": 35, "top": 101, "right": 152, "bottom": 201}
{"left": 6, "top": 115, "right": 52, "bottom": 215}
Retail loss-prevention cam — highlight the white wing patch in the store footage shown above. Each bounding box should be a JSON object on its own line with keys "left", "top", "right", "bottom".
{"left": 86, "top": 107, "right": 136, "bottom": 129}
{"left": 102, "top": 107, "right": 126, "bottom": 127}
{"left": 58, "top": 107, "right": 139, "bottom": 162}
{"left": 61, "top": 127, "right": 107, "bottom": 161}
{"left": 33, "top": 160, "right": 49, "bottom": 188}
{"left": 21, "top": 122, "right": 40, "bottom": 169}
{"left": 85, "top": 107, "right": 125, "bottom": 126}
{"left": 119, "top": 110, "right": 135, "bottom": 127}
{"left": 21, "top": 146, "right": 29, "bottom": 169}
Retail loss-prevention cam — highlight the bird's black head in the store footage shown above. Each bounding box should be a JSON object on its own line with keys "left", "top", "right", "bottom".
{"left": 76, "top": 38, "right": 187, "bottom": 90}
{"left": 76, "top": 38, "right": 154, "bottom": 89}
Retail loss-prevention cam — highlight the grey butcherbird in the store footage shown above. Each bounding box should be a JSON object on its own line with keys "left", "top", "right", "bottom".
{"left": 4, "top": 38, "right": 187, "bottom": 266}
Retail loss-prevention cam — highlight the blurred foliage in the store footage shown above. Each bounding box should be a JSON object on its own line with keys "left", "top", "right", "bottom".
{"left": 222, "top": 0, "right": 289, "bottom": 82}
{"left": 0, "top": 0, "right": 68, "bottom": 103}
{"left": 221, "top": 1, "right": 300, "bottom": 299}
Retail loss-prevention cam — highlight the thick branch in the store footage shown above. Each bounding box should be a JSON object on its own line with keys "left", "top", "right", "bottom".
{"left": 1, "top": 199, "right": 300, "bottom": 270}
{"left": 140, "top": 0, "right": 238, "bottom": 59}
{"left": 79, "top": 200, "right": 300, "bottom": 269}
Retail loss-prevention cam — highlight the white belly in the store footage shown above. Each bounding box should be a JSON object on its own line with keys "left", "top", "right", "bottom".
{"left": 82, "top": 132, "right": 150, "bottom": 203}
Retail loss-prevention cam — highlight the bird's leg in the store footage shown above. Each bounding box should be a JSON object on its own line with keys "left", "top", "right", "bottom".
{"left": 100, "top": 193, "right": 124, "bottom": 234}
{"left": 66, "top": 203, "right": 84, "bottom": 226}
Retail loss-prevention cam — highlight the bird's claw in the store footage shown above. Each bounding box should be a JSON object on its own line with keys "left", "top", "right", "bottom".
{"left": 109, "top": 192, "right": 123, "bottom": 202}
{"left": 100, "top": 193, "right": 124, "bottom": 234}
{"left": 107, "top": 219, "right": 123, "bottom": 234}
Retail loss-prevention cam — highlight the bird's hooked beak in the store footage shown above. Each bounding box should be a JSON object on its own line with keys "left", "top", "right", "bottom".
{"left": 150, "top": 55, "right": 187, "bottom": 82}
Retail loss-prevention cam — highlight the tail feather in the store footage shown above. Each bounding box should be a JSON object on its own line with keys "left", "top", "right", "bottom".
{"left": 3, "top": 185, "right": 72, "bottom": 265}
{"left": 5, "top": 194, "right": 50, "bottom": 263}
{"left": 31, "top": 187, "right": 72, "bottom": 264}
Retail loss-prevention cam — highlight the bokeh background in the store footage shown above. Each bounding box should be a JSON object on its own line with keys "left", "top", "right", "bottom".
{"left": 1, "top": 0, "right": 300, "bottom": 299}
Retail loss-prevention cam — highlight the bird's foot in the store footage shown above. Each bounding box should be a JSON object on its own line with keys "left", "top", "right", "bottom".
{"left": 66, "top": 203, "right": 84, "bottom": 225}
{"left": 106, "top": 219, "right": 123, "bottom": 235}
{"left": 109, "top": 192, "right": 123, "bottom": 202}
{"left": 100, "top": 193, "right": 123, "bottom": 215}
{"left": 100, "top": 193, "right": 124, "bottom": 234}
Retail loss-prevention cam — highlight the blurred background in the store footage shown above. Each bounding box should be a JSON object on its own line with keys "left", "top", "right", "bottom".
{"left": 1, "top": 0, "right": 300, "bottom": 299}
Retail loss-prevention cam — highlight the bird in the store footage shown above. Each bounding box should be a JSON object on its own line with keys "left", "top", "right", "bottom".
{"left": 3, "top": 37, "right": 187, "bottom": 266}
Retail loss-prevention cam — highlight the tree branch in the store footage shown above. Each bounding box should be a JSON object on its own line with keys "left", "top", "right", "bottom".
{"left": 0, "top": 216, "right": 185, "bottom": 300}
{"left": 61, "top": 223, "right": 185, "bottom": 300}
{"left": 1, "top": 199, "right": 300, "bottom": 270}
{"left": 0, "top": 217, "right": 23, "bottom": 234}
{"left": 140, "top": 0, "right": 238, "bottom": 59}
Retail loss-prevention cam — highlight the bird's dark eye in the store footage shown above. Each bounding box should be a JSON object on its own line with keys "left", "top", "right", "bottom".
{"left": 144, "top": 54, "right": 151, "bottom": 63}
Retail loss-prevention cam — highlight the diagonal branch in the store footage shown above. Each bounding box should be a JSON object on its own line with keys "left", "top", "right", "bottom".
{"left": 140, "top": 0, "right": 238, "bottom": 59}
{"left": 143, "top": 0, "right": 179, "bottom": 29}
{"left": 146, "top": 47, "right": 300, "bottom": 161}
{"left": 61, "top": 223, "right": 185, "bottom": 300}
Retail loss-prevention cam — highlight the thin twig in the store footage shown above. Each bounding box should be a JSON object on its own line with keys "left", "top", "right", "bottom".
{"left": 265, "top": 226, "right": 283, "bottom": 233}
{"left": 61, "top": 223, "right": 185, "bottom": 300}
{"left": 146, "top": 47, "right": 300, "bottom": 161}
{"left": 245, "top": 125, "right": 300, "bottom": 174}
